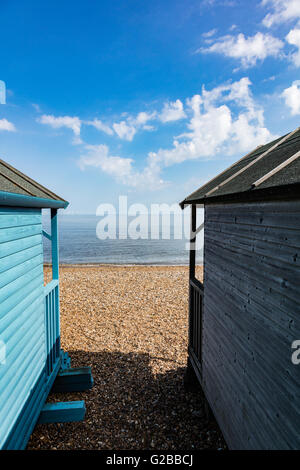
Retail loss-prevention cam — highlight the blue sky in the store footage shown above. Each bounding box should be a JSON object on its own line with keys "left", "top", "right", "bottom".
{"left": 0, "top": 0, "right": 300, "bottom": 213}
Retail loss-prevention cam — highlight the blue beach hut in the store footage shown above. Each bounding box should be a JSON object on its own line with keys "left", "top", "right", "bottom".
{"left": 0, "top": 158, "right": 92, "bottom": 450}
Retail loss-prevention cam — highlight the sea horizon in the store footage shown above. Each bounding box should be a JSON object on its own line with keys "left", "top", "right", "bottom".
{"left": 43, "top": 213, "right": 203, "bottom": 266}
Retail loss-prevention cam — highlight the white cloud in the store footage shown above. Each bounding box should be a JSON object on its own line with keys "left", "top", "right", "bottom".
{"left": 282, "top": 80, "right": 300, "bottom": 114}
{"left": 147, "top": 77, "right": 274, "bottom": 170}
{"left": 38, "top": 110, "right": 157, "bottom": 144}
{"left": 39, "top": 114, "right": 81, "bottom": 136}
{"left": 198, "top": 32, "right": 284, "bottom": 68}
{"left": 113, "top": 120, "right": 137, "bottom": 141}
{"left": 202, "top": 28, "right": 218, "bottom": 38}
{"left": 286, "top": 27, "right": 300, "bottom": 66}
{"left": 262, "top": 0, "right": 300, "bottom": 27}
{"left": 78, "top": 144, "right": 133, "bottom": 179}
{"left": 0, "top": 118, "right": 16, "bottom": 132}
{"left": 77, "top": 78, "right": 274, "bottom": 190}
{"left": 78, "top": 144, "right": 164, "bottom": 189}
{"left": 159, "top": 100, "right": 186, "bottom": 123}
{"left": 113, "top": 111, "right": 156, "bottom": 141}
{"left": 85, "top": 118, "right": 114, "bottom": 135}
{"left": 135, "top": 111, "right": 156, "bottom": 125}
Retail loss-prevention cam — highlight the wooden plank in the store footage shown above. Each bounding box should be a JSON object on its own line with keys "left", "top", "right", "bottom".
{"left": 0, "top": 264, "right": 43, "bottom": 304}
{"left": 252, "top": 150, "right": 300, "bottom": 187}
{"left": 44, "top": 279, "right": 59, "bottom": 297}
{"left": 201, "top": 199, "right": 300, "bottom": 449}
{"left": 51, "top": 367, "right": 93, "bottom": 393}
{"left": 0, "top": 244, "right": 43, "bottom": 275}
{"left": 0, "top": 274, "right": 42, "bottom": 318}
{"left": 0, "top": 234, "right": 42, "bottom": 259}
{"left": 37, "top": 401, "right": 86, "bottom": 424}
{"left": 205, "top": 229, "right": 300, "bottom": 270}
{"left": 207, "top": 199, "right": 300, "bottom": 214}
{"left": 205, "top": 242, "right": 300, "bottom": 306}
{"left": 0, "top": 224, "right": 41, "bottom": 244}
{"left": 206, "top": 220, "right": 300, "bottom": 250}
{"left": 0, "top": 213, "right": 41, "bottom": 229}
{"left": 190, "top": 277, "right": 204, "bottom": 292}
{"left": 0, "top": 254, "right": 43, "bottom": 289}
{"left": 42, "top": 229, "right": 51, "bottom": 241}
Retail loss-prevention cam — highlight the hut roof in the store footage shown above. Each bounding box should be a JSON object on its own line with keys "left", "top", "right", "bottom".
{"left": 180, "top": 126, "right": 300, "bottom": 207}
{"left": 0, "top": 158, "right": 68, "bottom": 208}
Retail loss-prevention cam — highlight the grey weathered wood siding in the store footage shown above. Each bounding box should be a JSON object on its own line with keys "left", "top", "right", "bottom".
{"left": 203, "top": 199, "right": 300, "bottom": 450}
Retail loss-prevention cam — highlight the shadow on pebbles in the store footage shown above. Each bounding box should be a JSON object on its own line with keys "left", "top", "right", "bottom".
{"left": 28, "top": 265, "right": 226, "bottom": 450}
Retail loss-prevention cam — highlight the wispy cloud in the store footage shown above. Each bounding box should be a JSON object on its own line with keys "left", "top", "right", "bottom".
{"left": 85, "top": 118, "right": 114, "bottom": 136}
{"left": 197, "top": 32, "right": 284, "bottom": 68}
{"left": 32, "top": 103, "right": 41, "bottom": 113}
{"left": 0, "top": 118, "right": 16, "bottom": 132}
{"left": 38, "top": 114, "right": 81, "bottom": 136}
{"left": 262, "top": 0, "right": 300, "bottom": 28}
{"left": 38, "top": 110, "right": 157, "bottom": 144}
{"left": 202, "top": 28, "right": 218, "bottom": 38}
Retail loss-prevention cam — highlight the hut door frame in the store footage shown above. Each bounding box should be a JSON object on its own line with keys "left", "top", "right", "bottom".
{"left": 42, "top": 208, "right": 61, "bottom": 376}
{"left": 42, "top": 208, "right": 59, "bottom": 281}
{"left": 188, "top": 204, "right": 204, "bottom": 376}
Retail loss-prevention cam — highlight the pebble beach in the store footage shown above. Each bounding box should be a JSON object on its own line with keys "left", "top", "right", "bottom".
{"left": 28, "top": 265, "right": 225, "bottom": 450}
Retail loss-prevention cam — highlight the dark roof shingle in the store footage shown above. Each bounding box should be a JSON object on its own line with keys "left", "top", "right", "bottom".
{"left": 181, "top": 126, "right": 300, "bottom": 206}
{"left": 0, "top": 158, "right": 68, "bottom": 207}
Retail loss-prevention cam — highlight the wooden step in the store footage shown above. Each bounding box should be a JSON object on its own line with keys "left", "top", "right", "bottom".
{"left": 38, "top": 401, "right": 86, "bottom": 424}
{"left": 51, "top": 367, "right": 93, "bottom": 393}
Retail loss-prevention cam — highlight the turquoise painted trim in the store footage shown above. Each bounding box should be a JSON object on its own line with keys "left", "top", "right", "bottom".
{"left": 44, "top": 279, "right": 59, "bottom": 296}
{"left": 51, "top": 209, "right": 59, "bottom": 279}
{"left": 37, "top": 401, "right": 86, "bottom": 424}
{"left": 0, "top": 190, "right": 69, "bottom": 209}
{"left": 42, "top": 229, "right": 52, "bottom": 241}
{"left": 51, "top": 367, "right": 94, "bottom": 393}
{"left": 60, "top": 350, "right": 71, "bottom": 370}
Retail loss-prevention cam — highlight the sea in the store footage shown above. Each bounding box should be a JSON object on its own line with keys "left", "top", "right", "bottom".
{"left": 42, "top": 213, "right": 203, "bottom": 265}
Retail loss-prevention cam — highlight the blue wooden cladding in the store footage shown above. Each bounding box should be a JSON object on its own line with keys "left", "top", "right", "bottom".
{"left": 0, "top": 207, "right": 45, "bottom": 449}
{"left": 0, "top": 177, "right": 91, "bottom": 449}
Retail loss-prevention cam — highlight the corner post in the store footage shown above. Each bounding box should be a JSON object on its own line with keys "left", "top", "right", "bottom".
{"left": 189, "top": 204, "right": 196, "bottom": 281}
{"left": 184, "top": 203, "right": 200, "bottom": 390}
{"left": 51, "top": 209, "right": 59, "bottom": 280}
{"left": 51, "top": 208, "right": 60, "bottom": 358}
{"left": 188, "top": 204, "right": 196, "bottom": 347}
